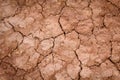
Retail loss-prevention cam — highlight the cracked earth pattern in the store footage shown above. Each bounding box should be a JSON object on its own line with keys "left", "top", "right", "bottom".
{"left": 0, "top": 0, "right": 120, "bottom": 80}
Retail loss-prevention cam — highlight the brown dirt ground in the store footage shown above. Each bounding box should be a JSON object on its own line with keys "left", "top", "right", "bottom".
{"left": 0, "top": 0, "right": 120, "bottom": 80}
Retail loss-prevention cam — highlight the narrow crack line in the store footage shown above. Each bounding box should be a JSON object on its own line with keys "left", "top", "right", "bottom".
{"left": 88, "top": 0, "right": 96, "bottom": 35}
{"left": 56, "top": 0, "right": 67, "bottom": 36}
{"left": 57, "top": 0, "right": 67, "bottom": 15}
{"left": 7, "top": 21, "right": 25, "bottom": 38}
{"left": 36, "top": 0, "right": 46, "bottom": 18}
{"left": 37, "top": 32, "right": 64, "bottom": 44}
{"left": 16, "top": 0, "right": 24, "bottom": 7}
{"left": 58, "top": 15, "right": 66, "bottom": 36}
{"left": 7, "top": 21, "right": 24, "bottom": 45}
{"left": 9, "top": 41, "right": 19, "bottom": 54}
{"left": 37, "top": 0, "right": 46, "bottom": 9}
{"left": 51, "top": 38, "right": 55, "bottom": 63}
{"left": 0, "top": 41, "right": 20, "bottom": 61}
{"left": 26, "top": 59, "right": 45, "bottom": 80}
{"left": 34, "top": 48, "right": 44, "bottom": 57}
{"left": 66, "top": 71, "right": 74, "bottom": 80}
{"left": 109, "top": 40, "right": 113, "bottom": 57}
{"left": 64, "top": 0, "right": 69, "bottom": 7}
{"left": 108, "top": 58, "right": 120, "bottom": 73}
{"left": 37, "top": 67, "right": 45, "bottom": 80}
{"left": 102, "top": 18, "right": 114, "bottom": 61}
{"left": 5, "top": 21, "right": 25, "bottom": 56}
{"left": 0, "top": 3, "right": 23, "bottom": 22}
{"left": 89, "top": 42, "right": 115, "bottom": 68}
{"left": 35, "top": 37, "right": 55, "bottom": 66}
{"left": 88, "top": 0, "right": 99, "bottom": 46}
{"left": 106, "top": 0, "right": 120, "bottom": 10}
{"left": 34, "top": 23, "right": 75, "bottom": 43}
{"left": 0, "top": 61, "right": 17, "bottom": 75}
{"left": 73, "top": 30, "right": 82, "bottom": 80}
{"left": 74, "top": 50, "right": 82, "bottom": 80}
{"left": 52, "top": 38, "right": 55, "bottom": 51}
{"left": 49, "top": 0, "right": 67, "bottom": 16}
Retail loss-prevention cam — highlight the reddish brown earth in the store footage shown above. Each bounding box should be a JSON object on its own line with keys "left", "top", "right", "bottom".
{"left": 0, "top": 0, "right": 120, "bottom": 80}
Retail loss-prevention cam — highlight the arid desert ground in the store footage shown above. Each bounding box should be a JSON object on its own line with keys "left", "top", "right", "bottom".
{"left": 0, "top": 0, "right": 120, "bottom": 80}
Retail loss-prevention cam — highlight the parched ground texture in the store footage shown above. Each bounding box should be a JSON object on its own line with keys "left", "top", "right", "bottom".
{"left": 0, "top": 0, "right": 120, "bottom": 80}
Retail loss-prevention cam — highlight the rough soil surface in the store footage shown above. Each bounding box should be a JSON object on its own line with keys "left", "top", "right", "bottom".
{"left": 0, "top": 0, "right": 120, "bottom": 80}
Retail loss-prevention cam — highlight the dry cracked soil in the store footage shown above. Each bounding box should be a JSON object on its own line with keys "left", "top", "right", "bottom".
{"left": 0, "top": 0, "right": 120, "bottom": 80}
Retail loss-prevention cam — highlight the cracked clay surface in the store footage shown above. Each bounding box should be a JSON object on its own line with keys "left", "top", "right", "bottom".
{"left": 0, "top": 0, "right": 120, "bottom": 80}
